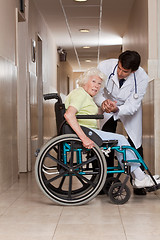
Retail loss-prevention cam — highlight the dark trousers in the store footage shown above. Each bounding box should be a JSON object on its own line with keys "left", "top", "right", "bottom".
{"left": 102, "top": 116, "right": 144, "bottom": 176}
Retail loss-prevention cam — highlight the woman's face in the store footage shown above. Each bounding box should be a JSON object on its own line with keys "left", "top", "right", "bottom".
{"left": 83, "top": 75, "right": 103, "bottom": 97}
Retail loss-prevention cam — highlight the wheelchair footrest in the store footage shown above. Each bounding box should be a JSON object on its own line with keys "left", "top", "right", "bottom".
{"left": 146, "top": 183, "right": 160, "bottom": 192}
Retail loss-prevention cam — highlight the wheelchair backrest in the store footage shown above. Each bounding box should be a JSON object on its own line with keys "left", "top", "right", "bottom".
{"left": 54, "top": 101, "right": 66, "bottom": 135}
{"left": 43, "top": 93, "right": 66, "bottom": 135}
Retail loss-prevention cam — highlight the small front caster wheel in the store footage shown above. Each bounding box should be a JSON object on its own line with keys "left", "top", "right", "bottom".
{"left": 103, "top": 177, "right": 121, "bottom": 195}
{"left": 108, "top": 182, "right": 131, "bottom": 204}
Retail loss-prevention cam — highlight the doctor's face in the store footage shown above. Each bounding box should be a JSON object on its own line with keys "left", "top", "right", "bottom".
{"left": 117, "top": 61, "right": 132, "bottom": 79}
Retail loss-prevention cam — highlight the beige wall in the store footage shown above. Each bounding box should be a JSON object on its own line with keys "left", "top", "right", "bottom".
{"left": 57, "top": 60, "right": 73, "bottom": 97}
{"left": 122, "top": 0, "right": 151, "bottom": 168}
{"left": 0, "top": 0, "right": 18, "bottom": 62}
{"left": 0, "top": 57, "right": 18, "bottom": 193}
{"left": 122, "top": 0, "right": 153, "bottom": 171}
{"left": 0, "top": 0, "right": 19, "bottom": 193}
{"left": 147, "top": 0, "right": 159, "bottom": 174}
{"left": 156, "top": 0, "right": 160, "bottom": 173}
{"left": 72, "top": 72, "right": 84, "bottom": 89}
{"left": 150, "top": 0, "right": 160, "bottom": 174}
{"left": 27, "top": 1, "right": 74, "bottom": 168}
{"left": 123, "top": 0, "right": 160, "bottom": 174}
{"left": 123, "top": 0, "right": 148, "bottom": 70}
{"left": 0, "top": 0, "right": 72, "bottom": 192}
{"left": 28, "top": 0, "right": 58, "bottom": 163}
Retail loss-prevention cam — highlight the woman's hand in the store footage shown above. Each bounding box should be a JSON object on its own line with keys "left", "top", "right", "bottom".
{"left": 81, "top": 135, "right": 95, "bottom": 149}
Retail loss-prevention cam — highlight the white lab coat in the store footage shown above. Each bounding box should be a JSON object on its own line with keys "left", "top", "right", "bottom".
{"left": 94, "top": 59, "right": 149, "bottom": 149}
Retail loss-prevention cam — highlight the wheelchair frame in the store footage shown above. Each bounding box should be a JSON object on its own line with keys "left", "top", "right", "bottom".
{"left": 35, "top": 93, "right": 160, "bottom": 205}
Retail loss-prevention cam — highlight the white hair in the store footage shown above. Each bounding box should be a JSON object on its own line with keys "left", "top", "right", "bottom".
{"left": 77, "top": 67, "right": 106, "bottom": 87}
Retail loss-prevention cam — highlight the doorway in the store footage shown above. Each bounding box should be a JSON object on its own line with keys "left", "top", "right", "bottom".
{"left": 37, "top": 35, "right": 43, "bottom": 148}
{"left": 16, "top": 8, "right": 28, "bottom": 172}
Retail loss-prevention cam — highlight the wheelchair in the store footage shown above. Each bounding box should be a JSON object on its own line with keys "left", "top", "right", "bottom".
{"left": 35, "top": 93, "right": 160, "bottom": 206}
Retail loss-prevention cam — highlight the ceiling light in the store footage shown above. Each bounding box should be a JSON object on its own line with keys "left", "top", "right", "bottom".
{"left": 83, "top": 46, "right": 90, "bottom": 49}
{"left": 79, "top": 29, "right": 90, "bottom": 33}
{"left": 74, "top": 0, "right": 87, "bottom": 2}
{"left": 100, "top": 36, "right": 122, "bottom": 45}
{"left": 85, "top": 60, "right": 91, "bottom": 62}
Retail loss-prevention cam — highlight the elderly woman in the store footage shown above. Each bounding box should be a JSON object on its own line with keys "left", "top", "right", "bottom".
{"left": 64, "top": 67, "right": 160, "bottom": 189}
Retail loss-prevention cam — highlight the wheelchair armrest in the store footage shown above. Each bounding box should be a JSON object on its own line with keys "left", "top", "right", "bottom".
{"left": 63, "top": 124, "right": 103, "bottom": 146}
{"left": 43, "top": 93, "right": 62, "bottom": 104}
{"left": 81, "top": 126, "right": 103, "bottom": 146}
{"left": 76, "top": 115, "right": 104, "bottom": 119}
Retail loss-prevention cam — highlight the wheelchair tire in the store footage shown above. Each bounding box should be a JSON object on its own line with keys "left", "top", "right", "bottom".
{"left": 108, "top": 182, "right": 131, "bottom": 204}
{"left": 103, "top": 177, "right": 121, "bottom": 195}
{"left": 35, "top": 134, "right": 107, "bottom": 206}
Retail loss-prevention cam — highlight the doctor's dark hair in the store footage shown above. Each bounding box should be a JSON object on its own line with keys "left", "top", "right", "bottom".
{"left": 118, "top": 50, "right": 141, "bottom": 71}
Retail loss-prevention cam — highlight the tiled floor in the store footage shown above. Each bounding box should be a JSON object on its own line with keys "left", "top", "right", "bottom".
{"left": 0, "top": 172, "right": 160, "bottom": 240}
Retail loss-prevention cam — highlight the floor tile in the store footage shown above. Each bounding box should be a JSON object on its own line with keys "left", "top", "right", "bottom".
{"left": 0, "top": 172, "right": 160, "bottom": 240}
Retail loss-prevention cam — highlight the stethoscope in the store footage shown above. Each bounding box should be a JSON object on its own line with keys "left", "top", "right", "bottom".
{"left": 107, "top": 64, "right": 139, "bottom": 99}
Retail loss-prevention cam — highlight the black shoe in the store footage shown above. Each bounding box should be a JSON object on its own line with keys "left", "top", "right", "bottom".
{"left": 133, "top": 188, "right": 147, "bottom": 195}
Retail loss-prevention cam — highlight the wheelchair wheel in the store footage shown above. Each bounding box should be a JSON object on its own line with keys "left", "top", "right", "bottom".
{"left": 35, "top": 134, "right": 107, "bottom": 206}
{"left": 108, "top": 182, "right": 131, "bottom": 204}
{"left": 103, "top": 177, "right": 121, "bottom": 195}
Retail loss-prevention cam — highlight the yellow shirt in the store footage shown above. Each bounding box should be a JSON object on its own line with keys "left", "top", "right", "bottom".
{"left": 65, "top": 87, "right": 98, "bottom": 129}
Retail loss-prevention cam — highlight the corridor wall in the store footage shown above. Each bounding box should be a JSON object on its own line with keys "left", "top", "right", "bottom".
{"left": 123, "top": 0, "right": 160, "bottom": 174}
{"left": 0, "top": 0, "right": 19, "bottom": 193}
{"left": 0, "top": 0, "right": 60, "bottom": 192}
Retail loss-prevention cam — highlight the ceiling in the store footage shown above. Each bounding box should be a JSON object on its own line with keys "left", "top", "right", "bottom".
{"left": 33, "top": 0, "right": 135, "bottom": 71}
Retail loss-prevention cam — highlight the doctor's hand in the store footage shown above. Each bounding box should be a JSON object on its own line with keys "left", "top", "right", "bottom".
{"left": 101, "top": 99, "right": 119, "bottom": 113}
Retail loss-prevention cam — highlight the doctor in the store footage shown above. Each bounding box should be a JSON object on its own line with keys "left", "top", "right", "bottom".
{"left": 94, "top": 50, "right": 149, "bottom": 195}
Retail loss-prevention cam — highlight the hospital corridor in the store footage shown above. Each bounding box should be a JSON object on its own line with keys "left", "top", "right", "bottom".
{"left": 0, "top": 0, "right": 160, "bottom": 239}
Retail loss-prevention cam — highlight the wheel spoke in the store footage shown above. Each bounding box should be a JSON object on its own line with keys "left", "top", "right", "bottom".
{"left": 58, "top": 175, "right": 66, "bottom": 190}
{"left": 73, "top": 155, "right": 97, "bottom": 170}
{"left": 74, "top": 171, "right": 96, "bottom": 187}
{"left": 45, "top": 169, "right": 68, "bottom": 184}
{"left": 76, "top": 175, "right": 88, "bottom": 187}
{"left": 68, "top": 174, "right": 72, "bottom": 199}
{"left": 46, "top": 153, "right": 70, "bottom": 171}
{"left": 51, "top": 145, "right": 58, "bottom": 153}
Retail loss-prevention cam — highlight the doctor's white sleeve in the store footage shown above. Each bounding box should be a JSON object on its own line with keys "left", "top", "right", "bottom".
{"left": 113, "top": 75, "right": 149, "bottom": 120}
{"left": 93, "top": 88, "right": 106, "bottom": 107}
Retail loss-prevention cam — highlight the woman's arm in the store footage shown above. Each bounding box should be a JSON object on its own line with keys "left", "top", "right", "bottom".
{"left": 98, "top": 106, "right": 103, "bottom": 114}
{"left": 64, "top": 106, "right": 95, "bottom": 149}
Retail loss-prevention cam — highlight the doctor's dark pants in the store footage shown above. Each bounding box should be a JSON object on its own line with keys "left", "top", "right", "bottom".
{"left": 102, "top": 116, "right": 144, "bottom": 176}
